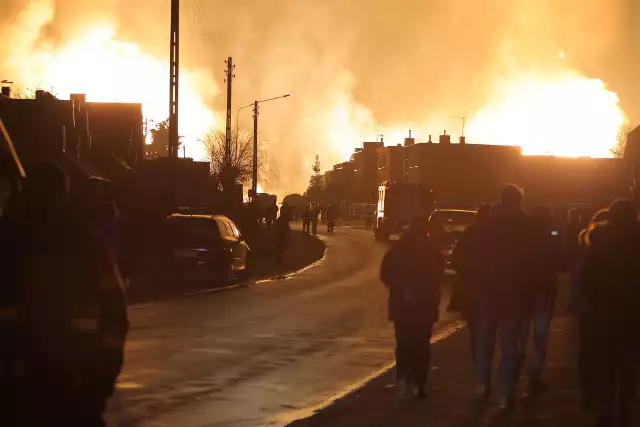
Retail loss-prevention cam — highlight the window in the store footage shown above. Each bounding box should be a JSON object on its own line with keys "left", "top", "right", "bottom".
{"left": 227, "top": 221, "right": 241, "bottom": 239}
{"left": 221, "top": 220, "right": 235, "bottom": 238}
{"left": 165, "top": 217, "right": 221, "bottom": 247}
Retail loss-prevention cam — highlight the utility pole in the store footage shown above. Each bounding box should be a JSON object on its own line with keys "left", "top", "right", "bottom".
{"left": 224, "top": 57, "right": 235, "bottom": 166}
{"left": 168, "top": 0, "right": 179, "bottom": 158}
{"left": 252, "top": 100, "right": 259, "bottom": 196}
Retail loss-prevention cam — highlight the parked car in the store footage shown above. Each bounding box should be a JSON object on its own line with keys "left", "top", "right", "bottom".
{"left": 154, "top": 214, "right": 250, "bottom": 286}
{"left": 428, "top": 209, "right": 477, "bottom": 267}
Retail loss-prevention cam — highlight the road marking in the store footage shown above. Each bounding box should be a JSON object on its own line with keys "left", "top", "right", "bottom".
{"left": 274, "top": 319, "right": 466, "bottom": 426}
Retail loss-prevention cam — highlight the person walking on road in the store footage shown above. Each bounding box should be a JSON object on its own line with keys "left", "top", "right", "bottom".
{"left": 311, "top": 205, "right": 320, "bottom": 235}
{"left": 474, "top": 184, "right": 534, "bottom": 409}
{"left": 0, "top": 163, "right": 129, "bottom": 427}
{"left": 326, "top": 204, "right": 336, "bottom": 233}
{"left": 517, "top": 205, "right": 565, "bottom": 393}
{"left": 265, "top": 200, "right": 278, "bottom": 229}
{"left": 302, "top": 204, "right": 311, "bottom": 234}
{"left": 566, "top": 207, "right": 584, "bottom": 310}
{"left": 274, "top": 212, "right": 291, "bottom": 270}
{"left": 451, "top": 203, "right": 493, "bottom": 366}
{"left": 575, "top": 208, "right": 610, "bottom": 411}
{"left": 580, "top": 199, "right": 640, "bottom": 427}
{"left": 380, "top": 216, "right": 444, "bottom": 400}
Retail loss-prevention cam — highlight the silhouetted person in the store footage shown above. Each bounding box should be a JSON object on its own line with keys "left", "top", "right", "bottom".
{"left": 580, "top": 200, "right": 640, "bottom": 427}
{"left": 281, "top": 202, "right": 293, "bottom": 223}
{"left": 265, "top": 201, "right": 278, "bottom": 229}
{"left": 567, "top": 208, "right": 584, "bottom": 309}
{"left": 474, "top": 184, "right": 533, "bottom": 409}
{"left": 0, "top": 163, "right": 129, "bottom": 427}
{"left": 311, "top": 205, "right": 320, "bottom": 235}
{"left": 380, "top": 216, "right": 444, "bottom": 399}
{"left": 302, "top": 205, "right": 311, "bottom": 233}
{"left": 517, "top": 205, "right": 565, "bottom": 393}
{"left": 451, "top": 203, "right": 493, "bottom": 366}
{"left": 576, "top": 208, "right": 610, "bottom": 411}
{"left": 326, "top": 204, "right": 337, "bottom": 233}
{"left": 365, "top": 206, "right": 373, "bottom": 229}
{"left": 274, "top": 213, "right": 290, "bottom": 270}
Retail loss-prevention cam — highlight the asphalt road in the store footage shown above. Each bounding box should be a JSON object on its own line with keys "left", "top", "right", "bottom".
{"left": 106, "top": 226, "right": 454, "bottom": 427}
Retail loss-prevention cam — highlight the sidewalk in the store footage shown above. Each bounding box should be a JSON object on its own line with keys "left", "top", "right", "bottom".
{"left": 287, "top": 315, "right": 601, "bottom": 427}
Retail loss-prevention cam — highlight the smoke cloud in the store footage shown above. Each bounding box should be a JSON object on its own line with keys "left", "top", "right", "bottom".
{"left": 1, "top": 0, "right": 636, "bottom": 195}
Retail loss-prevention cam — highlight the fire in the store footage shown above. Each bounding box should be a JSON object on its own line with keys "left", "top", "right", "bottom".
{"left": 324, "top": 70, "right": 626, "bottom": 161}
{"left": 466, "top": 71, "right": 626, "bottom": 157}
{"left": 12, "top": 24, "right": 220, "bottom": 160}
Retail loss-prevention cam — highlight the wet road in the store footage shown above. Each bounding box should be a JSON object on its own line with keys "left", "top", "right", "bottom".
{"left": 106, "top": 227, "right": 453, "bottom": 427}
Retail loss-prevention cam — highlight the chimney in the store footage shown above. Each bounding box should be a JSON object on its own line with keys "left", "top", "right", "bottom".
{"left": 1, "top": 86, "right": 10, "bottom": 98}
{"left": 439, "top": 130, "right": 451, "bottom": 144}
{"left": 459, "top": 136, "right": 466, "bottom": 145}
{"left": 428, "top": 135, "right": 433, "bottom": 144}
{"left": 404, "top": 129, "right": 415, "bottom": 147}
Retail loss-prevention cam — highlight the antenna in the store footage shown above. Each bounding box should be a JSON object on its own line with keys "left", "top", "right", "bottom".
{"left": 453, "top": 116, "right": 468, "bottom": 137}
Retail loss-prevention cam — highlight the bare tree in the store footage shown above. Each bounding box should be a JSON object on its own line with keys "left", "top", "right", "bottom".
{"left": 11, "top": 85, "right": 58, "bottom": 99}
{"left": 611, "top": 126, "right": 630, "bottom": 158}
{"left": 202, "top": 128, "right": 278, "bottom": 189}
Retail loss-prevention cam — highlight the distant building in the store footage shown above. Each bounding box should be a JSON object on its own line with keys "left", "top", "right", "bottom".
{"left": 325, "top": 129, "right": 634, "bottom": 208}
{"left": 376, "top": 144, "right": 405, "bottom": 184}
{"left": 351, "top": 141, "right": 383, "bottom": 203}
{"left": 404, "top": 141, "right": 521, "bottom": 206}
{"left": 324, "top": 161, "right": 356, "bottom": 203}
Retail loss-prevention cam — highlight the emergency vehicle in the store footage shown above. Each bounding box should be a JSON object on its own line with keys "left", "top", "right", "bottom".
{"left": 375, "top": 181, "right": 436, "bottom": 240}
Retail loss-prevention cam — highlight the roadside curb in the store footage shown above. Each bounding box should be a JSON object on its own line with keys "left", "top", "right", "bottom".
{"left": 128, "top": 234, "right": 328, "bottom": 310}
{"left": 255, "top": 234, "right": 328, "bottom": 283}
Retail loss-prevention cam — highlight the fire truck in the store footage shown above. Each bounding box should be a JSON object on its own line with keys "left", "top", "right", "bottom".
{"left": 375, "top": 181, "right": 436, "bottom": 240}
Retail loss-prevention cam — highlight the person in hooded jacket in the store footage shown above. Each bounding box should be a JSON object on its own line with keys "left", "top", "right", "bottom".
{"left": 580, "top": 199, "right": 640, "bottom": 427}
{"left": 451, "top": 203, "right": 493, "bottom": 366}
{"left": 380, "top": 215, "right": 444, "bottom": 399}
{"left": 575, "top": 208, "right": 610, "bottom": 411}
{"left": 474, "top": 184, "right": 535, "bottom": 409}
{"left": 516, "top": 205, "right": 565, "bottom": 393}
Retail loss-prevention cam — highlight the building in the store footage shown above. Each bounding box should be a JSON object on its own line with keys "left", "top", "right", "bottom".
{"left": 351, "top": 141, "right": 383, "bottom": 203}
{"left": 0, "top": 91, "right": 144, "bottom": 179}
{"left": 404, "top": 139, "right": 521, "bottom": 206}
{"left": 324, "top": 161, "right": 356, "bottom": 203}
{"left": 86, "top": 101, "right": 144, "bottom": 174}
{"left": 130, "top": 157, "right": 212, "bottom": 214}
{"left": 517, "top": 156, "right": 630, "bottom": 207}
{"left": 377, "top": 144, "right": 405, "bottom": 184}
{"left": 325, "top": 129, "right": 635, "bottom": 209}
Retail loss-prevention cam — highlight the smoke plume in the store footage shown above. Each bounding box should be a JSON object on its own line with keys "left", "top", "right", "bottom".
{"left": 0, "top": 0, "right": 636, "bottom": 195}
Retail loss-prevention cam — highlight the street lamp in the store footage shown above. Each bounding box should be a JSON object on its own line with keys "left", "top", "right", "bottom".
{"left": 237, "top": 93, "right": 293, "bottom": 198}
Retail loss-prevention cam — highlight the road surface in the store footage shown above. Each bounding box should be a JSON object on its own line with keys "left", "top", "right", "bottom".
{"left": 106, "top": 226, "right": 453, "bottom": 427}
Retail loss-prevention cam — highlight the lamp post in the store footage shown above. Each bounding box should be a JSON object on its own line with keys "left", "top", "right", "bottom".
{"left": 237, "top": 93, "right": 293, "bottom": 198}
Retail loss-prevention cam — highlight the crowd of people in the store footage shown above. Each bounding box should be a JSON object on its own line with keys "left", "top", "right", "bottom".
{"left": 380, "top": 184, "right": 640, "bottom": 427}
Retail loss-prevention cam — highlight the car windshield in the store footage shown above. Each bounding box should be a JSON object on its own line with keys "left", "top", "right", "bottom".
{"left": 165, "top": 217, "right": 221, "bottom": 248}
